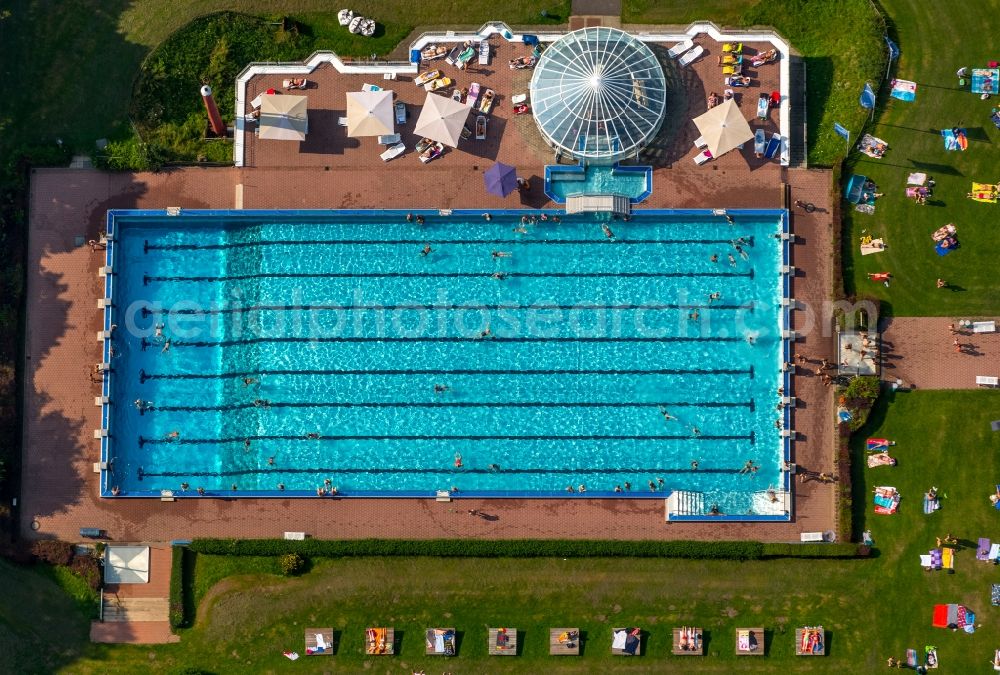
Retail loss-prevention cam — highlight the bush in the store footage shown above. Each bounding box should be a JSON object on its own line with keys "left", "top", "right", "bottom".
{"left": 170, "top": 546, "right": 188, "bottom": 630}
{"left": 279, "top": 552, "right": 306, "bottom": 576}
{"left": 189, "top": 538, "right": 870, "bottom": 561}
{"left": 844, "top": 375, "right": 880, "bottom": 401}
{"left": 31, "top": 540, "right": 74, "bottom": 566}
{"left": 69, "top": 555, "right": 101, "bottom": 591}
{"left": 761, "top": 543, "right": 862, "bottom": 558}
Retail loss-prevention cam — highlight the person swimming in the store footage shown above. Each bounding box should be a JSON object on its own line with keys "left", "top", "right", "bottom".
{"left": 728, "top": 253, "right": 736, "bottom": 266}
{"left": 602, "top": 224, "right": 615, "bottom": 239}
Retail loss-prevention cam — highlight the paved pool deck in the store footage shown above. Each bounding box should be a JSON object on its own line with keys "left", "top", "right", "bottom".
{"left": 20, "top": 28, "right": 837, "bottom": 544}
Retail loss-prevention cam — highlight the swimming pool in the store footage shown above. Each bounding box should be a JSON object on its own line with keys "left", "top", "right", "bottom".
{"left": 544, "top": 165, "right": 652, "bottom": 204}
{"left": 101, "top": 209, "right": 790, "bottom": 515}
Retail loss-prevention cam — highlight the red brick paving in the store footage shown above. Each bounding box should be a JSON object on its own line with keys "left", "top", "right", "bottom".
{"left": 21, "top": 32, "right": 837, "bottom": 545}
{"left": 879, "top": 317, "right": 1000, "bottom": 389}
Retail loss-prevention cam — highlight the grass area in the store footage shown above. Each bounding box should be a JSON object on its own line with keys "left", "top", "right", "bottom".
{"left": 0, "top": 559, "right": 94, "bottom": 672}
{"left": 625, "top": 0, "right": 887, "bottom": 167}
{"left": 842, "top": 0, "right": 1000, "bottom": 316}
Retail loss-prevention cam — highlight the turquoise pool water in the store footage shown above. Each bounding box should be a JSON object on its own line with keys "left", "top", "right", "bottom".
{"left": 107, "top": 211, "right": 785, "bottom": 510}
{"left": 546, "top": 166, "right": 650, "bottom": 202}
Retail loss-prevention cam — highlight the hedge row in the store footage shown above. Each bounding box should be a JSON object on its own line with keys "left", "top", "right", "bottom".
{"left": 169, "top": 546, "right": 187, "bottom": 630}
{"left": 189, "top": 539, "right": 866, "bottom": 560}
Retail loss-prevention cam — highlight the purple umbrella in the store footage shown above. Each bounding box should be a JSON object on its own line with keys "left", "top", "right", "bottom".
{"left": 484, "top": 162, "right": 518, "bottom": 198}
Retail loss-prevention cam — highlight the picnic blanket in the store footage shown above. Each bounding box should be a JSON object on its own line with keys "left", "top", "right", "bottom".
{"left": 992, "top": 584, "right": 1000, "bottom": 606}
{"left": 970, "top": 182, "right": 998, "bottom": 203}
{"left": 867, "top": 451, "right": 895, "bottom": 467}
{"left": 860, "top": 238, "right": 886, "bottom": 255}
{"left": 971, "top": 68, "right": 999, "bottom": 95}
{"left": 907, "top": 172, "right": 928, "bottom": 186}
{"left": 978, "top": 538, "right": 991, "bottom": 561}
{"left": 941, "top": 128, "right": 968, "bottom": 151}
{"left": 932, "top": 603, "right": 974, "bottom": 630}
{"left": 874, "top": 486, "right": 900, "bottom": 514}
{"left": 858, "top": 133, "right": 888, "bottom": 158}
{"left": 891, "top": 79, "right": 917, "bottom": 101}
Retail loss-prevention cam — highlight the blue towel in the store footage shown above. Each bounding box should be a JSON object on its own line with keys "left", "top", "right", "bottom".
{"left": 941, "top": 128, "right": 967, "bottom": 151}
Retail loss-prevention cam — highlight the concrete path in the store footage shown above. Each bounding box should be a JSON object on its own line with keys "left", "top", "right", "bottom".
{"left": 879, "top": 317, "right": 1000, "bottom": 389}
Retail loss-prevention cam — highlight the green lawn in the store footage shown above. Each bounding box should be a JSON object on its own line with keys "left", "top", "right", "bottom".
{"left": 841, "top": 0, "right": 1000, "bottom": 316}
{"left": 3, "top": 391, "right": 990, "bottom": 673}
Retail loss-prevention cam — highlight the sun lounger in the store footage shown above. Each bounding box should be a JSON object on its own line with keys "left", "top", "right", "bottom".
{"left": 672, "top": 627, "right": 703, "bottom": 655}
{"left": 736, "top": 628, "right": 762, "bottom": 655}
{"left": 694, "top": 150, "right": 713, "bottom": 165}
{"left": 478, "top": 40, "right": 490, "bottom": 65}
{"left": 611, "top": 627, "right": 641, "bottom": 656}
{"left": 756, "top": 94, "right": 769, "bottom": 120}
{"left": 795, "top": 627, "right": 825, "bottom": 656}
{"left": 425, "top": 628, "right": 456, "bottom": 656}
{"left": 722, "top": 42, "right": 742, "bottom": 54}
{"left": 283, "top": 78, "right": 308, "bottom": 90}
{"left": 668, "top": 39, "right": 694, "bottom": 58}
{"left": 380, "top": 142, "right": 405, "bottom": 162}
{"left": 550, "top": 628, "right": 580, "bottom": 655}
{"left": 764, "top": 133, "right": 781, "bottom": 159}
{"left": 366, "top": 627, "right": 394, "bottom": 654}
{"left": 693, "top": 135, "right": 708, "bottom": 149}
{"left": 305, "top": 628, "right": 334, "bottom": 655}
{"left": 973, "top": 321, "right": 997, "bottom": 333}
{"left": 338, "top": 117, "right": 349, "bottom": 127}
{"left": 754, "top": 129, "right": 766, "bottom": 156}
{"left": 377, "top": 133, "right": 401, "bottom": 145}
{"left": 978, "top": 376, "right": 1000, "bottom": 387}
{"left": 489, "top": 627, "right": 517, "bottom": 655}
{"left": 679, "top": 45, "right": 704, "bottom": 67}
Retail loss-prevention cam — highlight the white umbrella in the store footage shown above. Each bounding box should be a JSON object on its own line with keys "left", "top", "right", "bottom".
{"left": 692, "top": 98, "right": 754, "bottom": 158}
{"left": 414, "top": 92, "right": 469, "bottom": 148}
{"left": 346, "top": 90, "right": 394, "bottom": 137}
{"left": 259, "top": 94, "right": 308, "bottom": 141}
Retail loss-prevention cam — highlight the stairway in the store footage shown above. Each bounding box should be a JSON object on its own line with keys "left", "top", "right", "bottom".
{"left": 564, "top": 193, "right": 631, "bottom": 215}
{"left": 666, "top": 490, "right": 705, "bottom": 520}
{"left": 787, "top": 55, "right": 808, "bottom": 168}
{"left": 102, "top": 596, "right": 170, "bottom": 622}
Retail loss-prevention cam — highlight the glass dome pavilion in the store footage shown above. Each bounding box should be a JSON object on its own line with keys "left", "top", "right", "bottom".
{"left": 529, "top": 27, "right": 667, "bottom": 164}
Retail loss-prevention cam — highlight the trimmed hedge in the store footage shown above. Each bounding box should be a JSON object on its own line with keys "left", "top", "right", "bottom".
{"left": 189, "top": 538, "right": 866, "bottom": 560}
{"left": 169, "top": 546, "right": 187, "bottom": 630}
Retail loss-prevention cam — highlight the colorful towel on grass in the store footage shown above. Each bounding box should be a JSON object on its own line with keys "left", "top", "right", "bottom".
{"left": 971, "top": 68, "right": 999, "bottom": 95}
{"left": 925, "top": 645, "right": 938, "bottom": 669}
{"left": 891, "top": 79, "right": 917, "bottom": 101}
{"left": 941, "top": 128, "right": 968, "bottom": 151}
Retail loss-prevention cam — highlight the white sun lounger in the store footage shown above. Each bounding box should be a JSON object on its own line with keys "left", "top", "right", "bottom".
{"left": 679, "top": 45, "right": 704, "bottom": 67}
{"left": 380, "top": 142, "right": 405, "bottom": 162}
{"left": 973, "top": 321, "right": 997, "bottom": 333}
{"left": 694, "top": 150, "right": 712, "bottom": 165}
{"left": 977, "top": 376, "right": 999, "bottom": 387}
{"left": 668, "top": 39, "right": 694, "bottom": 59}
{"left": 693, "top": 136, "right": 708, "bottom": 149}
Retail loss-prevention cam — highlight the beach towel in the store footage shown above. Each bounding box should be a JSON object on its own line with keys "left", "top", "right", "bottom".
{"left": 923, "top": 494, "right": 939, "bottom": 514}
{"left": 612, "top": 630, "right": 627, "bottom": 650}
{"left": 919, "top": 554, "right": 933, "bottom": 568}
{"left": 930, "top": 548, "right": 943, "bottom": 570}
{"left": 941, "top": 128, "right": 968, "bottom": 151}
{"left": 855, "top": 203, "right": 875, "bottom": 215}
{"left": 737, "top": 630, "right": 750, "bottom": 651}
{"left": 990, "top": 543, "right": 1000, "bottom": 560}
{"left": 906, "top": 186, "right": 930, "bottom": 199}
{"left": 867, "top": 452, "right": 895, "bottom": 467}
{"left": 942, "top": 547, "right": 954, "bottom": 569}
{"left": 891, "top": 79, "right": 917, "bottom": 101}
{"left": 874, "top": 486, "right": 900, "bottom": 514}
{"left": 993, "top": 584, "right": 1000, "bottom": 606}
{"left": 971, "top": 68, "right": 999, "bottom": 95}
{"left": 978, "top": 538, "right": 991, "bottom": 560}
{"left": 860, "top": 238, "right": 886, "bottom": 255}
{"left": 970, "top": 182, "right": 998, "bottom": 203}
{"left": 624, "top": 633, "right": 639, "bottom": 655}
{"left": 858, "top": 133, "right": 888, "bottom": 158}
{"left": 283, "top": 651, "right": 300, "bottom": 660}
{"left": 906, "top": 649, "right": 918, "bottom": 667}
{"left": 935, "top": 239, "right": 958, "bottom": 256}
{"left": 867, "top": 438, "right": 893, "bottom": 451}
{"left": 925, "top": 645, "right": 938, "bottom": 669}
{"left": 907, "top": 172, "right": 928, "bottom": 186}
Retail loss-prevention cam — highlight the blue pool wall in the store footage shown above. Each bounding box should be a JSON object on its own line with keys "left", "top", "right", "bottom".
{"left": 543, "top": 164, "right": 653, "bottom": 204}
{"left": 101, "top": 208, "right": 792, "bottom": 522}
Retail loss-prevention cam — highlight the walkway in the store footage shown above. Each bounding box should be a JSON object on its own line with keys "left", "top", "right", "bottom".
{"left": 880, "top": 317, "right": 1000, "bottom": 389}
{"left": 90, "top": 544, "right": 179, "bottom": 644}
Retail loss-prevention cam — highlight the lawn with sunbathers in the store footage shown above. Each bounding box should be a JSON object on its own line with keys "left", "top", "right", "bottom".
{"left": 841, "top": 0, "right": 1000, "bottom": 316}
{"left": 15, "top": 394, "right": 998, "bottom": 672}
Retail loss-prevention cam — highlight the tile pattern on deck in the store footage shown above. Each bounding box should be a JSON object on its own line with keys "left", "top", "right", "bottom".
{"left": 21, "top": 31, "right": 837, "bottom": 544}
{"left": 879, "top": 317, "right": 1000, "bottom": 389}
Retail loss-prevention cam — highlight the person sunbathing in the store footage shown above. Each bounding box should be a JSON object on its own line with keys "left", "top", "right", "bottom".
{"left": 707, "top": 92, "right": 719, "bottom": 108}
{"left": 287, "top": 78, "right": 307, "bottom": 89}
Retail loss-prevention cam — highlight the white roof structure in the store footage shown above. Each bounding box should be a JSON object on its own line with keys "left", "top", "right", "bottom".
{"left": 413, "top": 92, "right": 469, "bottom": 148}
{"left": 345, "top": 90, "right": 394, "bottom": 137}
{"left": 104, "top": 545, "right": 150, "bottom": 584}
{"left": 692, "top": 98, "right": 754, "bottom": 158}
{"left": 259, "top": 94, "right": 308, "bottom": 141}
{"left": 529, "top": 27, "right": 667, "bottom": 164}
